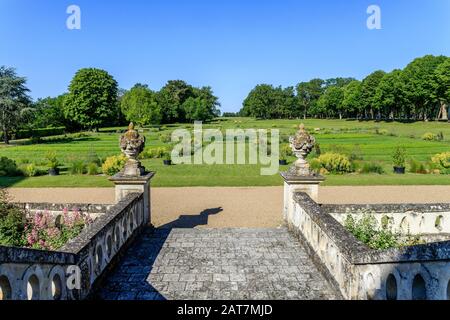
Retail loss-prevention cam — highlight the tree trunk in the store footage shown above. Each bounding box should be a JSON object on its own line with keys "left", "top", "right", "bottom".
{"left": 439, "top": 101, "right": 448, "bottom": 120}
{"left": 2, "top": 129, "right": 9, "bottom": 144}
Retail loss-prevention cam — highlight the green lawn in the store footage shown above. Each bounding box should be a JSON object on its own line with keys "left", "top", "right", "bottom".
{"left": 1, "top": 118, "right": 450, "bottom": 188}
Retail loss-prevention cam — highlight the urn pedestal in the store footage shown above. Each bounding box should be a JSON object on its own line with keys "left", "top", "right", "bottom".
{"left": 109, "top": 172, "right": 155, "bottom": 226}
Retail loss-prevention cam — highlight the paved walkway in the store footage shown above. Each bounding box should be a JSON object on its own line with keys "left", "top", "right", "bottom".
{"left": 96, "top": 227, "right": 339, "bottom": 300}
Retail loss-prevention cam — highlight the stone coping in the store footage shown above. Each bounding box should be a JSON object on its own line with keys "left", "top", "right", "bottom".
{"left": 294, "top": 193, "right": 450, "bottom": 265}
{"left": 280, "top": 172, "right": 325, "bottom": 182}
{"left": 322, "top": 203, "right": 450, "bottom": 214}
{"left": 0, "top": 193, "right": 142, "bottom": 265}
{"left": 15, "top": 202, "right": 113, "bottom": 213}
{"left": 109, "top": 171, "right": 155, "bottom": 183}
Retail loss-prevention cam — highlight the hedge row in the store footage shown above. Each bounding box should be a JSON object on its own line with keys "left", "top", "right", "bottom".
{"left": 0, "top": 127, "right": 66, "bottom": 140}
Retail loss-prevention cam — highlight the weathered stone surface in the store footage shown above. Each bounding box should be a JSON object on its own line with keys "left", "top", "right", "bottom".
{"left": 96, "top": 228, "right": 340, "bottom": 300}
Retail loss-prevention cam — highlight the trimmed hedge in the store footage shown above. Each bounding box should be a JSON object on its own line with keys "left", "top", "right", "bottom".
{"left": 0, "top": 127, "right": 66, "bottom": 141}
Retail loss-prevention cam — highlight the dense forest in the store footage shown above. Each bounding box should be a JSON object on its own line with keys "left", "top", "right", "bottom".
{"left": 240, "top": 55, "right": 450, "bottom": 121}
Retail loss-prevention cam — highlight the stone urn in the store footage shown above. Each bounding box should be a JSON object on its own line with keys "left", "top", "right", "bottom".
{"left": 288, "top": 124, "right": 316, "bottom": 176}
{"left": 119, "top": 122, "right": 146, "bottom": 176}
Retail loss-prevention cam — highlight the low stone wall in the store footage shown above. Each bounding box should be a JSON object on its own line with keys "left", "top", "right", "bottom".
{"left": 15, "top": 202, "right": 113, "bottom": 222}
{"left": 286, "top": 193, "right": 450, "bottom": 300}
{"left": 324, "top": 203, "right": 450, "bottom": 240}
{"left": 0, "top": 193, "right": 145, "bottom": 300}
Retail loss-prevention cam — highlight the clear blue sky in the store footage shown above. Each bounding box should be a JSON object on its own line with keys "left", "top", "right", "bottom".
{"left": 1, "top": 0, "right": 449, "bottom": 112}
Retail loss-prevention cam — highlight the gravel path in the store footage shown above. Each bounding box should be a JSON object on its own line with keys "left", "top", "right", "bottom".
{"left": 8, "top": 186, "right": 450, "bottom": 228}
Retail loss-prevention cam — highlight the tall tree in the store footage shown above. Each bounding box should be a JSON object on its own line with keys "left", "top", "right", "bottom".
{"left": 316, "top": 86, "right": 344, "bottom": 118}
{"left": 0, "top": 66, "right": 31, "bottom": 144}
{"left": 242, "top": 84, "right": 275, "bottom": 119}
{"left": 432, "top": 58, "right": 450, "bottom": 120}
{"left": 360, "top": 70, "right": 386, "bottom": 119}
{"left": 183, "top": 86, "right": 220, "bottom": 122}
{"left": 120, "top": 84, "right": 162, "bottom": 126}
{"left": 296, "top": 79, "right": 324, "bottom": 119}
{"left": 342, "top": 80, "right": 363, "bottom": 118}
{"left": 373, "top": 70, "right": 407, "bottom": 119}
{"left": 157, "top": 80, "right": 193, "bottom": 123}
{"left": 402, "top": 55, "right": 447, "bottom": 120}
{"left": 64, "top": 68, "right": 118, "bottom": 130}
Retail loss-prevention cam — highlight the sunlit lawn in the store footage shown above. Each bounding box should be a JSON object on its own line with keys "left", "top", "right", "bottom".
{"left": 1, "top": 118, "right": 450, "bottom": 188}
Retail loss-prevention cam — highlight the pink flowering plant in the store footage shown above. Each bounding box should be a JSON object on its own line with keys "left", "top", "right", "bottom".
{"left": 24, "top": 208, "right": 93, "bottom": 250}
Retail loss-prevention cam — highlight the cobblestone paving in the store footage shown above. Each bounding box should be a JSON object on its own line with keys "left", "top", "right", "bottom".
{"left": 97, "top": 228, "right": 339, "bottom": 300}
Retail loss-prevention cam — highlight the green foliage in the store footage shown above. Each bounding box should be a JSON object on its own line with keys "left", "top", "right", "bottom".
{"left": 69, "top": 160, "right": 87, "bottom": 175}
{"left": 45, "top": 151, "right": 59, "bottom": 169}
{"left": 64, "top": 68, "right": 119, "bottom": 130}
{"left": 422, "top": 132, "right": 436, "bottom": 141}
{"left": 101, "top": 155, "right": 127, "bottom": 176}
{"left": 344, "top": 214, "right": 417, "bottom": 250}
{"left": 431, "top": 152, "right": 450, "bottom": 174}
{"left": 22, "top": 163, "right": 39, "bottom": 177}
{"left": 361, "top": 162, "right": 384, "bottom": 174}
{"left": 159, "top": 133, "right": 172, "bottom": 143}
{"left": 409, "top": 159, "right": 428, "bottom": 174}
{"left": 279, "top": 144, "right": 292, "bottom": 160}
{"left": 87, "top": 162, "right": 99, "bottom": 176}
{"left": 392, "top": 146, "right": 406, "bottom": 167}
{"left": 0, "top": 188, "right": 27, "bottom": 247}
{"left": 140, "top": 147, "right": 167, "bottom": 159}
{"left": 0, "top": 157, "right": 21, "bottom": 177}
{"left": 120, "top": 83, "right": 162, "bottom": 126}
{"left": 0, "top": 66, "right": 31, "bottom": 144}
{"left": 316, "top": 153, "right": 352, "bottom": 174}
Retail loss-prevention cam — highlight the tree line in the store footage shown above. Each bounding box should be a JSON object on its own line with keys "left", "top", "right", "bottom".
{"left": 240, "top": 55, "right": 450, "bottom": 121}
{"left": 0, "top": 67, "right": 221, "bottom": 144}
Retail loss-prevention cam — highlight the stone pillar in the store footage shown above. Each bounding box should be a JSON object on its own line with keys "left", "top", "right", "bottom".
{"left": 280, "top": 172, "right": 324, "bottom": 221}
{"left": 110, "top": 172, "right": 155, "bottom": 226}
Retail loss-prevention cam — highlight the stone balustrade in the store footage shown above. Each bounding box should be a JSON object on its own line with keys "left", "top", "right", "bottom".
{"left": 286, "top": 192, "right": 450, "bottom": 300}
{"left": 0, "top": 193, "right": 145, "bottom": 300}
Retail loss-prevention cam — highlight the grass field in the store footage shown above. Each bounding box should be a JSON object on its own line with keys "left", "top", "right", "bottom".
{"left": 1, "top": 118, "right": 450, "bottom": 188}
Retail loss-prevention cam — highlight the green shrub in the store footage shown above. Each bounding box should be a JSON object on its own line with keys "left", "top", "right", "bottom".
{"left": 0, "top": 157, "right": 21, "bottom": 177}
{"left": 431, "top": 152, "right": 450, "bottom": 174}
{"left": 0, "top": 189, "right": 27, "bottom": 247}
{"left": 22, "top": 163, "right": 39, "bottom": 177}
{"left": 140, "top": 147, "right": 167, "bottom": 159}
{"left": 45, "top": 151, "right": 59, "bottom": 169}
{"left": 422, "top": 132, "right": 436, "bottom": 141}
{"left": 86, "top": 150, "right": 101, "bottom": 166}
{"left": 159, "top": 133, "right": 172, "bottom": 143}
{"left": 87, "top": 163, "right": 99, "bottom": 175}
{"left": 279, "top": 144, "right": 292, "bottom": 160}
{"left": 102, "top": 155, "right": 127, "bottom": 176}
{"left": 409, "top": 159, "right": 428, "bottom": 174}
{"left": 392, "top": 146, "right": 406, "bottom": 168}
{"left": 316, "top": 153, "right": 352, "bottom": 174}
{"left": 69, "top": 160, "right": 86, "bottom": 175}
{"left": 361, "top": 162, "right": 384, "bottom": 174}
{"left": 349, "top": 145, "right": 363, "bottom": 161}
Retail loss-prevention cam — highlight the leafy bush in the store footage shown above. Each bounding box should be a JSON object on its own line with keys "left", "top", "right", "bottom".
{"left": 361, "top": 162, "right": 384, "bottom": 174}
{"left": 279, "top": 144, "right": 292, "bottom": 160}
{"left": 69, "top": 160, "right": 86, "bottom": 175}
{"left": 22, "top": 163, "right": 39, "bottom": 177}
{"left": 0, "top": 189, "right": 27, "bottom": 247}
{"left": 159, "top": 133, "right": 172, "bottom": 143}
{"left": 87, "top": 163, "right": 99, "bottom": 175}
{"left": 0, "top": 157, "right": 21, "bottom": 177}
{"left": 422, "top": 132, "right": 436, "bottom": 141}
{"left": 431, "top": 152, "right": 450, "bottom": 174}
{"left": 316, "top": 153, "right": 352, "bottom": 174}
{"left": 344, "top": 214, "right": 422, "bottom": 250}
{"left": 45, "top": 151, "right": 59, "bottom": 169}
{"left": 409, "top": 159, "right": 428, "bottom": 174}
{"left": 392, "top": 146, "right": 406, "bottom": 167}
{"left": 140, "top": 147, "right": 167, "bottom": 159}
{"left": 102, "top": 155, "right": 127, "bottom": 176}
